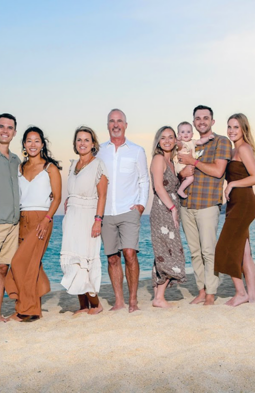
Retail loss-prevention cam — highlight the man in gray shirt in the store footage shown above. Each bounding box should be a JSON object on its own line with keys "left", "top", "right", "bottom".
{"left": 0, "top": 113, "right": 20, "bottom": 322}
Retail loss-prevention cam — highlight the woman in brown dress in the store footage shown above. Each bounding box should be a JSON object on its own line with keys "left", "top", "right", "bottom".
{"left": 150, "top": 126, "right": 186, "bottom": 308}
{"left": 5, "top": 127, "right": 62, "bottom": 321}
{"left": 215, "top": 114, "right": 255, "bottom": 306}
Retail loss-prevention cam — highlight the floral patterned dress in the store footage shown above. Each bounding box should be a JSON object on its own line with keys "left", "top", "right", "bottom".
{"left": 150, "top": 165, "right": 186, "bottom": 287}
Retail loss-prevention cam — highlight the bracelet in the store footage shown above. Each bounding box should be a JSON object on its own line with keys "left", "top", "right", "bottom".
{"left": 45, "top": 215, "right": 52, "bottom": 222}
{"left": 194, "top": 159, "right": 199, "bottom": 167}
{"left": 95, "top": 215, "right": 103, "bottom": 220}
{"left": 169, "top": 205, "right": 176, "bottom": 211}
{"left": 95, "top": 217, "right": 102, "bottom": 222}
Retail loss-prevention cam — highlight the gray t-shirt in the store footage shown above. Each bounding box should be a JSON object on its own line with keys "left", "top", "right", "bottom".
{"left": 0, "top": 151, "right": 20, "bottom": 224}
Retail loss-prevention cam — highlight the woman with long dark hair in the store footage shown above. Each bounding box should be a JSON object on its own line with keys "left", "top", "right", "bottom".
{"left": 5, "top": 126, "right": 62, "bottom": 322}
{"left": 215, "top": 114, "right": 255, "bottom": 306}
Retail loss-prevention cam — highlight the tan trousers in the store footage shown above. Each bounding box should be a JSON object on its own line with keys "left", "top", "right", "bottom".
{"left": 5, "top": 211, "right": 52, "bottom": 316}
{"left": 181, "top": 206, "right": 220, "bottom": 295}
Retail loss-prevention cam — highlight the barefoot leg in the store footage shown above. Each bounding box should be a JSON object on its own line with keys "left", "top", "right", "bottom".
{"left": 243, "top": 240, "right": 255, "bottom": 303}
{"left": 86, "top": 294, "right": 103, "bottom": 315}
{"left": 152, "top": 279, "right": 172, "bottom": 308}
{"left": 190, "top": 288, "right": 206, "bottom": 304}
{"left": 73, "top": 294, "right": 89, "bottom": 315}
{"left": 108, "top": 253, "right": 126, "bottom": 311}
{"left": 177, "top": 176, "right": 194, "bottom": 199}
{"left": 123, "top": 249, "right": 140, "bottom": 313}
{"left": 0, "top": 265, "right": 8, "bottom": 322}
{"left": 225, "top": 277, "right": 248, "bottom": 306}
{"left": 203, "top": 293, "right": 215, "bottom": 305}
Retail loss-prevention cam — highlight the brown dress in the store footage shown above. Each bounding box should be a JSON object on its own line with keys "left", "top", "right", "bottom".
{"left": 5, "top": 211, "right": 52, "bottom": 316}
{"left": 150, "top": 165, "right": 186, "bottom": 287}
{"left": 215, "top": 161, "right": 255, "bottom": 278}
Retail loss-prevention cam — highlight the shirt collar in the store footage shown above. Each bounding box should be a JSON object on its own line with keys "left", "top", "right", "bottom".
{"left": 106, "top": 138, "right": 130, "bottom": 149}
{"left": 0, "top": 150, "right": 17, "bottom": 160}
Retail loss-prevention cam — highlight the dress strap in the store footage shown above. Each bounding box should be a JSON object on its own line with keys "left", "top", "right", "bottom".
{"left": 45, "top": 162, "right": 51, "bottom": 172}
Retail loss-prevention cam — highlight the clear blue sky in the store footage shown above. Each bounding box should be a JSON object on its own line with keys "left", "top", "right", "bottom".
{"left": 1, "top": 0, "right": 255, "bottom": 212}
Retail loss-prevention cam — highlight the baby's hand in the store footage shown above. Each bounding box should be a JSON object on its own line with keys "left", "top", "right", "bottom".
{"left": 208, "top": 135, "right": 215, "bottom": 140}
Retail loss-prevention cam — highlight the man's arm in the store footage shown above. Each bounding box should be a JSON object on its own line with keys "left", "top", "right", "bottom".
{"left": 178, "top": 152, "right": 228, "bottom": 178}
{"left": 178, "top": 137, "right": 232, "bottom": 179}
{"left": 133, "top": 147, "right": 150, "bottom": 214}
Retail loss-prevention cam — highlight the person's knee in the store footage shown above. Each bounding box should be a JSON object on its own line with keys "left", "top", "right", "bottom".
{"left": 108, "top": 253, "right": 121, "bottom": 267}
{"left": 123, "top": 248, "right": 137, "bottom": 264}
{"left": 0, "top": 264, "right": 8, "bottom": 277}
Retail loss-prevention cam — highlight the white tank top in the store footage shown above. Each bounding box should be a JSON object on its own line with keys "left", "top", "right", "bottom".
{"left": 18, "top": 164, "right": 52, "bottom": 211}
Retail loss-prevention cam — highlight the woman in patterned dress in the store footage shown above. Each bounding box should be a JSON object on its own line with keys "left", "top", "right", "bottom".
{"left": 150, "top": 126, "right": 186, "bottom": 308}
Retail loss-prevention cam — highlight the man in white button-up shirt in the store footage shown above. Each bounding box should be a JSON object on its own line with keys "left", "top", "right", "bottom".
{"left": 98, "top": 109, "right": 149, "bottom": 312}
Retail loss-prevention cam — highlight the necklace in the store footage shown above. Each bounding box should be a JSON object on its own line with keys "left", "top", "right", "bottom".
{"left": 74, "top": 156, "right": 94, "bottom": 175}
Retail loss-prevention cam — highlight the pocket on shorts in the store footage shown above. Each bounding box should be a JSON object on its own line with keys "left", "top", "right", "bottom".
{"left": 119, "top": 157, "right": 136, "bottom": 173}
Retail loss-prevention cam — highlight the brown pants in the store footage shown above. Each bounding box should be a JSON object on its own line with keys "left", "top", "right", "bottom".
{"left": 5, "top": 211, "right": 52, "bottom": 316}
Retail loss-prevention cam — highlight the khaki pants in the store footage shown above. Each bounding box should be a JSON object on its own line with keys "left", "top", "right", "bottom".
{"left": 181, "top": 206, "right": 220, "bottom": 295}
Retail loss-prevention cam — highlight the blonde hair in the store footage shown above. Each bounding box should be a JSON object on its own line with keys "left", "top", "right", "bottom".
{"left": 73, "top": 126, "right": 100, "bottom": 155}
{"left": 228, "top": 113, "right": 255, "bottom": 155}
{"left": 152, "top": 126, "right": 177, "bottom": 158}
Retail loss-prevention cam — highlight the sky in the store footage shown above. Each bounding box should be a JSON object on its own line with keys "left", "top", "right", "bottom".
{"left": 1, "top": 0, "right": 255, "bottom": 213}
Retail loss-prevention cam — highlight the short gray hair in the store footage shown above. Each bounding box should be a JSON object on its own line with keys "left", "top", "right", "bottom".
{"left": 107, "top": 108, "right": 127, "bottom": 123}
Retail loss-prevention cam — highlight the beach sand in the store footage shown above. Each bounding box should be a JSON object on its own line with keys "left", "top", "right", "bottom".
{"left": 1, "top": 274, "right": 255, "bottom": 393}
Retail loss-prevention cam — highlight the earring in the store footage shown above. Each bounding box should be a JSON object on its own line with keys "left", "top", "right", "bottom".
{"left": 91, "top": 147, "right": 96, "bottom": 153}
{"left": 40, "top": 148, "right": 44, "bottom": 157}
{"left": 22, "top": 148, "right": 28, "bottom": 158}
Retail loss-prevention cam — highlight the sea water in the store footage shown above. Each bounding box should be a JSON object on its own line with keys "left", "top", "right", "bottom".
{"left": 43, "top": 214, "right": 255, "bottom": 290}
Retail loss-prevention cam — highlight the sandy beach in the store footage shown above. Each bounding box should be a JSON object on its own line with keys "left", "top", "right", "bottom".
{"left": 1, "top": 274, "right": 255, "bottom": 393}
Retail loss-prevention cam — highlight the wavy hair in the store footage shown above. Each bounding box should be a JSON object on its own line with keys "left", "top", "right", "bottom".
{"left": 21, "top": 126, "right": 62, "bottom": 172}
{"left": 152, "top": 126, "right": 177, "bottom": 158}
{"left": 228, "top": 113, "right": 255, "bottom": 155}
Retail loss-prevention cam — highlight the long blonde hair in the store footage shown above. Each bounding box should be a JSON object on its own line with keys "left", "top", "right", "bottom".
{"left": 228, "top": 113, "right": 255, "bottom": 155}
{"left": 152, "top": 126, "right": 177, "bottom": 159}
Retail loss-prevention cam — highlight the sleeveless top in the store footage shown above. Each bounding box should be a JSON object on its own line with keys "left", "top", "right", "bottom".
{"left": 18, "top": 164, "right": 52, "bottom": 211}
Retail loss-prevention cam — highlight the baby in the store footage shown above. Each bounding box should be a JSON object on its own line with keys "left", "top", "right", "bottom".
{"left": 173, "top": 121, "right": 214, "bottom": 198}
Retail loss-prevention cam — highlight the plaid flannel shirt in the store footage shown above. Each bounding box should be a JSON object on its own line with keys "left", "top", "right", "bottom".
{"left": 181, "top": 133, "right": 232, "bottom": 209}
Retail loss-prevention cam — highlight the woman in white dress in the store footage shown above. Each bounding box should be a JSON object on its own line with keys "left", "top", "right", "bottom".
{"left": 5, "top": 126, "right": 62, "bottom": 322}
{"left": 61, "top": 126, "right": 108, "bottom": 315}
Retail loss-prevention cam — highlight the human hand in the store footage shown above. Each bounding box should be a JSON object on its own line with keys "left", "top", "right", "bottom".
{"left": 130, "top": 204, "right": 144, "bottom": 215}
{"left": 91, "top": 221, "right": 102, "bottom": 238}
{"left": 36, "top": 218, "right": 50, "bottom": 240}
{"left": 177, "top": 151, "right": 194, "bottom": 166}
{"left": 172, "top": 207, "right": 179, "bottom": 229}
{"left": 179, "top": 165, "right": 194, "bottom": 179}
{"left": 224, "top": 183, "right": 233, "bottom": 202}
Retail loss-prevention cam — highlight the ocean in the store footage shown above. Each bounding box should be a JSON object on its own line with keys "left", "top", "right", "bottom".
{"left": 44, "top": 213, "right": 255, "bottom": 291}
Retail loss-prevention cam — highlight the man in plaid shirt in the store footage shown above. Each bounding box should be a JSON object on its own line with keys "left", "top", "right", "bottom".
{"left": 178, "top": 105, "right": 232, "bottom": 305}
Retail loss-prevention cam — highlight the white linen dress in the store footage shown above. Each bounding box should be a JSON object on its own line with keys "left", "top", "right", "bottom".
{"left": 60, "top": 158, "right": 108, "bottom": 295}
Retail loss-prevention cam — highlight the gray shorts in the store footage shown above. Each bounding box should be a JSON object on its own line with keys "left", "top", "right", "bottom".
{"left": 101, "top": 210, "right": 141, "bottom": 256}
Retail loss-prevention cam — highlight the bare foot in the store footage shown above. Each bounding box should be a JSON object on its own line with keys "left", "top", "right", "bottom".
{"left": 190, "top": 295, "right": 206, "bottom": 304}
{"left": 203, "top": 294, "right": 215, "bottom": 306}
{"left": 8, "top": 313, "right": 23, "bottom": 322}
{"left": 152, "top": 299, "right": 172, "bottom": 308}
{"left": 177, "top": 191, "right": 188, "bottom": 199}
{"left": 0, "top": 315, "right": 8, "bottom": 323}
{"left": 88, "top": 303, "right": 103, "bottom": 315}
{"left": 109, "top": 303, "right": 126, "bottom": 311}
{"left": 129, "top": 304, "right": 140, "bottom": 313}
{"left": 73, "top": 308, "right": 89, "bottom": 315}
{"left": 225, "top": 293, "right": 249, "bottom": 307}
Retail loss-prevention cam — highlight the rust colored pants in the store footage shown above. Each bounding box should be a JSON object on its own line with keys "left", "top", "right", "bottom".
{"left": 5, "top": 211, "right": 52, "bottom": 316}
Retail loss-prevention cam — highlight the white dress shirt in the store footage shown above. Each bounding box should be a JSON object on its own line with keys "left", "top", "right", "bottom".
{"left": 97, "top": 139, "right": 150, "bottom": 216}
